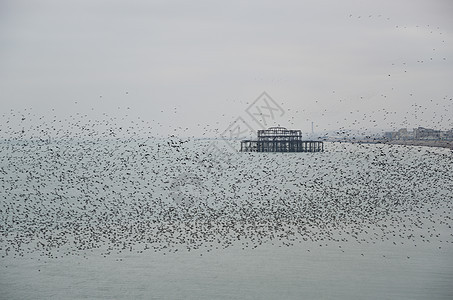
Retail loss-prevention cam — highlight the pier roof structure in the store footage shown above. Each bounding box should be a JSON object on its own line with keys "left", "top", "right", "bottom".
{"left": 240, "top": 127, "right": 323, "bottom": 152}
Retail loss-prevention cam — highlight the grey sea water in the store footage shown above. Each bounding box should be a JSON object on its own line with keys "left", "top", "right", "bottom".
{"left": 1, "top": 139, "right": 452, "bottom": 299}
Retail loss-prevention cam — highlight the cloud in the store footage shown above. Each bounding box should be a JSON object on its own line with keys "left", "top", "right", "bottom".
{"left": 1, "top": 0, "right": 452, "bottom": 135}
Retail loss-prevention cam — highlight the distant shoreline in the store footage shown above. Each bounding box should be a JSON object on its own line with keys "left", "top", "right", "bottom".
{"left": 345, "top": 139, "right": 453, "bottom": 150}
{"left": 384, "top": 140, "right": 453, "bottom": 150}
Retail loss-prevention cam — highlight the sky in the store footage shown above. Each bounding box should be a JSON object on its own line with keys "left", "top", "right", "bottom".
{"left": 1, "top": 0, "right": 453, "bottom": 138}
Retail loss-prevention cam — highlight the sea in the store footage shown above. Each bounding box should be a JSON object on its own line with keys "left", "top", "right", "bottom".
{"left": 1, "top": 138, "right": 452, "bottom": 299}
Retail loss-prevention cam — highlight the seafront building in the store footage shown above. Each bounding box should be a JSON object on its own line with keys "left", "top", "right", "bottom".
{"left": 384, "top": 127, "right": 453, "bottom": 141}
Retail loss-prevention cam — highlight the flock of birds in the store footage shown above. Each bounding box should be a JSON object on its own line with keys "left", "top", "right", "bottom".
{"left": 1, "top": 111, "right": 452, "bottom": 261}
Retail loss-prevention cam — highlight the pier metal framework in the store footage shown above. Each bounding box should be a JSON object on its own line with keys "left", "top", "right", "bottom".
{"left": 240, "top": 127, "right": 323, "bottom": 152}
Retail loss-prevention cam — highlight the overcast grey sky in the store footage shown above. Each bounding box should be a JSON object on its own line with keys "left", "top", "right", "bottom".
{"left": 1, "top": 0, "right": 452, "bottom": 137}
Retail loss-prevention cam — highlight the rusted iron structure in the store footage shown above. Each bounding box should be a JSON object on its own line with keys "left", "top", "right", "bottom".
{"left": 240, "top": 127, "right": 323, "bottom": 152}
